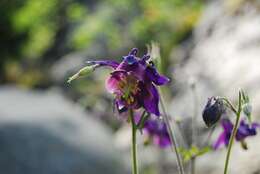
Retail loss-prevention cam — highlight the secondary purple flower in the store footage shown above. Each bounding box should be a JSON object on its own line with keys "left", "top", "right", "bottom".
{"left": 202, "top": 97, "right": 226, "bottom": 127}
{"left": 87, "top": 48, "right": 170, "bottom": 116}
{"left": 143, "top": 117, "right": 171, "bottom": 148}
{"left": 213, "top": 118, "right": 260, "bottom": 150}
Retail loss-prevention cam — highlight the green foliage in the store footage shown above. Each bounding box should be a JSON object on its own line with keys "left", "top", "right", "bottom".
{"left": 70, "top": 6, "right": 121, "bottom": 50}
{"left": 1, "top": 0, "right": 204, "bottom": 85}
{"left": 12, "top": 0, "right": 57, "bottom": 32}
{"left": 178, "top": 146, "right": 211, "bottom": 162}
{"left": 11, "top": 0, "right": 58, "bottom": 58}
{"left": 66, "top": 2, "right": 87, "bottom": 21}
{"left": 70, "top": 0, "right": 204, "bottom": 54}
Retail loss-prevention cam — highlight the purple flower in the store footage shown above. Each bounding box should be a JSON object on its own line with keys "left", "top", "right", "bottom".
{"left": 143, "top": 117, "right": 171, "bottom": 148}
{"left": 87, "top": 48, "right": 170, "bottom": 116}
{"left": 202, "top": 97, "right": 226, "bottom": 127}
{"left": 213, "top": 118, "right": 260, "bottom": 150}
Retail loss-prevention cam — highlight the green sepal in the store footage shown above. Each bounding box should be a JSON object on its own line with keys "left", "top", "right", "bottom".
{"left": 240, "top": 90, "right": 252, "bottom": 122}
{"left": 137, "top": 111, "right": 150, "bottom": 131}
{"left": 242, "top": 103, "right": 252, "bottom": 122}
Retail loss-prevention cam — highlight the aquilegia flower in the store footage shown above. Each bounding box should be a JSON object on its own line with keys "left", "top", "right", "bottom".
{"left": 213, "top": 118, "right": 260, "bottom": 150}
{"left": 202, "top": 97, "right": 226, "bottom": 127}
{"left": 143, "top": 117, "right": 171, "bottom": 148}
{"left": 87, "top": 48, "right": 170, "bottom": 116}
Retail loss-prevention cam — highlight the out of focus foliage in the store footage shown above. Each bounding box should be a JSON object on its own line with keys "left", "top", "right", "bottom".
{"left": 0, "top": 0, "right": 204, "bottom": 86}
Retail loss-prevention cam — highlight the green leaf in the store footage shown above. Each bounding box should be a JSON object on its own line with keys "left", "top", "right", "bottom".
{"left": 196, "top": 146, "right": 212, "bottom": 157}
{"left": 178, "top": 146, "right": 212, "bottom": 163}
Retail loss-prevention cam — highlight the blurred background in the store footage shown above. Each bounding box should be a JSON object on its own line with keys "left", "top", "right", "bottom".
{"left": 1, "top": 0, "right": 260, "bottom": 173}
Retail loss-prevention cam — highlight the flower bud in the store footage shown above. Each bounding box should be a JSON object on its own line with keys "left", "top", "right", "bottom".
{"left": 242, "top": 103, "right": 252, "bottom": 120}
{"left": 202, "top": 97, "right": 226, "bottom": 127}
{"left": 240, "top": 140, "right": 248, "bottom": 150}
{"left": 67, "top": 65, "right": 97, "bottom": 83}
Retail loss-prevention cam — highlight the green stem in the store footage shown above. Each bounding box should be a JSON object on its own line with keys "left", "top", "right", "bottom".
{"left": 129, "top": 109, "right": 138, "bottom": 174}
{"left": 220, "top": 97, "right": 237, "bottom": 114}
{"left": 191, "top": 157, "right": 195, "bottom": 174}
{"left": 191, "top": 83, "right": 197, "bottom": 174}
{"left": 159, "top": 90, "right": 185, "bottom": 174}
{"left": 223, "top": 92, "right": 242, "bottom": 174}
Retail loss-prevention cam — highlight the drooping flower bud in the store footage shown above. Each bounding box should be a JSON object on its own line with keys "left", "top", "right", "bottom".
{"left": 202, "top": 97, "right": 226, "bottom": 127}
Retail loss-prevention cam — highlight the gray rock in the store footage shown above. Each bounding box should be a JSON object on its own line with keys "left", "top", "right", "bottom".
{"left": 171, "top": 0, "right": 260, "bottom": 119}
{"left": 0, "top": 86, "right": 126, "bottom": 174}
{"left": 168, "top": 0, "right": 260, "bottom": 173}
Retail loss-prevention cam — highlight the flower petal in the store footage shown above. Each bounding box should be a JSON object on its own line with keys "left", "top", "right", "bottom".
{"left": 128, "top": 48, "right": 138, "bottom": 55}
{"left": 221, "top": 119, "right": 233, "bottom": 131}
{"left": 252, "top": 122, "right": 260, "bottom": 129}
{"left": 142, "top": 54, "right": 150, "bottom": 61}
{"left": 105, "top": 71, "right": 126, "bottom": 94}
{"left": 143, "top": 117, "right": 171, "bottom": 148}
{"left": 153, "top": 135, "right": 171, "bottom": 148}
{"left": 123, "top": 55, "right": 137, "bottom": 65}
{"left": 86, "top": 60, "right": 119, "bottom": 69}
{"left": 116, "top": 61, "right": 146, "bottom": 81}
{"left": 114, "top": 99, "right": 127, "bottom": 113}
{"left": 236, "top": 120, "right": 257, "bottom": 140}
{"left": 145, "top": 66, "right": 170, "bottom": 85}
{"left": 140, "top": 83, "right": 160, "bottom": 116}
{"left": 213, "top": 132, "right": 226, "bottom": 149}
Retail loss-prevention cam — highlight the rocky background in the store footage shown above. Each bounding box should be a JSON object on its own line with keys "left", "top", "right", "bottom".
{"left": 171, "top": 1, "right": 260, "bottom": 174}
{"left": 1, "top": 0, "right": 260, "bottom": 174}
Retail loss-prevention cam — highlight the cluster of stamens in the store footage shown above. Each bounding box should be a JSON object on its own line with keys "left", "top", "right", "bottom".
{"left": 117, "top": 75, "right": 140, "bottom": 105}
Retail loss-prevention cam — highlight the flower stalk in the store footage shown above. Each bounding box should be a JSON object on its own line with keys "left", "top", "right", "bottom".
{"left": 159, "top": 89, "right": 185, "bottom": 174}
{"left": 191, "top": 83, "right": 198, "bottom": 174}
{"left": 223, "top": 91, "right": 242, "bottom": 174}
{"left": 129, "top": 109, "right": 139, "bottom": 174}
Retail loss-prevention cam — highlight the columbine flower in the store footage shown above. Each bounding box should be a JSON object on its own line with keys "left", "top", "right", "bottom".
{"left": 202, "top": 97, "right": 226, "bottom": 127}
{"left": 213, "top": 118, "right": 260, "bottom": 150}
{"left": 143, "top": 117, "right": 171, "bottom": 148}
{"left": 87, "top": 48, "right": 170, "bottom": 116}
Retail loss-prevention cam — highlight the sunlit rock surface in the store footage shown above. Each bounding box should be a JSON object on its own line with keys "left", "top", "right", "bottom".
{"left": 0, "top": 86, "right": 126, "bottom": 174}
{"left": 169, "top": 0, "right": 260, "bottom": 173}
{"left": 171, "top": 0, "right": 260, "bottom": 119}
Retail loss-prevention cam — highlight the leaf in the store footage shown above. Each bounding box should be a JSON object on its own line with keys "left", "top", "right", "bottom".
{"left": 196, "top": 146, "right": 212, "bottom": 157}
{"left": 178, "top": 146, "right": 212, "bottom": 163}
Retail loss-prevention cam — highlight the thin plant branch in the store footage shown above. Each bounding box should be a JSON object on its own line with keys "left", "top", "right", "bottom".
{"left": 223, "top": 91, "right": 242, "bottom": 174}
{"left": 159, "top": 88, "right": 185, "bottom": 174}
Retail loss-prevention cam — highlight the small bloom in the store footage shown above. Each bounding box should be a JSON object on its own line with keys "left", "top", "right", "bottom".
{"left": 213, "top": 118, "right": 260, "bottom": 150}
{"left": 143, "top": 117, "right": 171, "bottom": 148}
{"left": 87, "top": 48, "right": 170, "bottom": 116}
{"left": 202, "top": 97, "right": 226, "bottom": 127}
